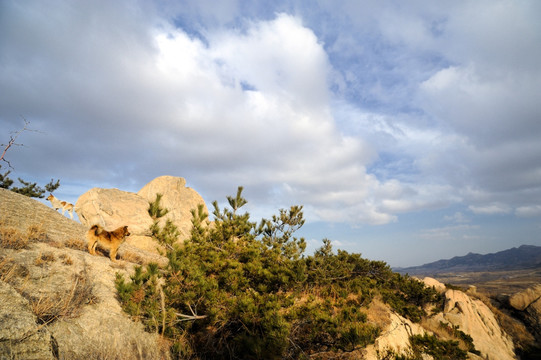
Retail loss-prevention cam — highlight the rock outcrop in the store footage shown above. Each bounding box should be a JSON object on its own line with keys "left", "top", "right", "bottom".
{"left": 75, "top": 176, "right": 207, "bottom": 253}
{"left": 137, "top": 176, "right": 208, "bottom": 240}
{"left": 426, "top": 278, "right": 516, "bottom": 360}
{"left": 423, "top": 276, "right": 446, "bottom": 293}
{"left": 509, "top": 284, "right": 541, "bottom": 340}
{"left": 75, "top": 188, "right": 154, "bottom": 236}
{"left": 509, "top": 284, "right": 541, "bottom": 311}
{"left": 364, "top": 312, "right": 426, "bottom": 358}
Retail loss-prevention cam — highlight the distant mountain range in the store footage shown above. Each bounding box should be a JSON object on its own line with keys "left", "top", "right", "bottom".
{"left": 395, "top": 245, "right": 541, "bottom": 275}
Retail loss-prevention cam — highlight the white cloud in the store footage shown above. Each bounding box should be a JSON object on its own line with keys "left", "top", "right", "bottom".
{"left": 0, "top": 5, "right": 425, "bottom": 226}
{"left": 469, "top": 204, "right": 511, "bottom": 216}
{"left": 444, "top": 212, "right": 469, "bottom": 224}
{"left": 419, "top": 224, "right": 479, "bottom": 242}
{"left": 208, "top": 14, "right": 331, "bottom": 109}
{"left": 516, "top": 205, "right": 541, "bottom": 218}
{"left": 148, "top": 13, "right": 471, "bottom": 225}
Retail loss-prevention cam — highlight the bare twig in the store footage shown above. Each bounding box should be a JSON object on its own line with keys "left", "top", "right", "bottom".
{"left": 1, "top": 117, "right": 40, "bottom": 169}
{"left": 174, "top": 304, "right": 207, "bottom": 322}
{"left": 175, "top": 313, "right": 208, "bottom": 322}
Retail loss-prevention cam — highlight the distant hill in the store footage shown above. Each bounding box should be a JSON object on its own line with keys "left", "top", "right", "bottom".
{"left": 396, "top": 245, "right": 541, "bottom": 275}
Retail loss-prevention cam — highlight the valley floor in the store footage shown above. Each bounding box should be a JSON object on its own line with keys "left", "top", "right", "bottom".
{"left": 430, "top": 267, "right": 541, "bottom": 296}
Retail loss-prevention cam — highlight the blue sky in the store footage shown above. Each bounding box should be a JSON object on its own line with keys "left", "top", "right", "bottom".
{"left": 1, "top": 1, "right": 540, "bottom": 267}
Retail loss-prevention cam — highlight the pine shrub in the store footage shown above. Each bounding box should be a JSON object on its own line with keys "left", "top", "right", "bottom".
{"left": 116, "top": 187, "right": 445, "bottom": 359}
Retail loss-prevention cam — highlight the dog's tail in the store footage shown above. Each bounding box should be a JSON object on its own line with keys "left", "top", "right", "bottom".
{"left": 89, "top": 224, "right": 104, "bottom": 236}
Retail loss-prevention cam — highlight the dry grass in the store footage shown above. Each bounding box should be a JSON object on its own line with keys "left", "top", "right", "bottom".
{"left": 28, "top": 270, "right": 97, "bottom": 325}
{"left": 34, "top": 251, "right": 56, "bottom": 266}
{"left": 65, "top": 237, "right": 87, "bottom": 251}
{"left": 44, "top": 239, "right": 64, "bottom": 248}
{"left": 0, "top": 256, "right": 29, "bottom": 283}
{"left": 0, "top": 257, "right": 16, "bottom": 283}
{"left": 421, "top": 317, "right": 459, "bottom": 342}
{"left": 0, "top": 223, "right": 29, "bottom": 250}
{"left": 59, "top": 253, "right": 74, "bottom": 265}
{"left": 367, "top": 296, "right": 392, "bottom": 329}
{"left": 0, "top": 220, "right": 54, "bottom": 250}
{"left": 110, "top": 261, "right": 127, "bottom": 270}
{"left": 26, "top": 223, "right": 48, "bottom": 242}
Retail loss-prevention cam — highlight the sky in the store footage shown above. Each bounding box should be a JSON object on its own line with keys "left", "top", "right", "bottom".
{"left": 1, "top": 0, "right": 540, "bottom": 267}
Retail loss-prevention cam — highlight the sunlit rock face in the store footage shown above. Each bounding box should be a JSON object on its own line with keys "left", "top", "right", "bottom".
{"left": 76, "top": 187, "right": 153, "bottom": 236}
{"left": 509, "top": 284, "right": 541, "bottom": 341}
{"left": 137, "top": 175, "right": 208, "bottom": 240}
{"left": 75, "top": 176, "right": 208, "bottom": 253}
{"left": 427, "top": 278, "right": 516, "bottom": 360}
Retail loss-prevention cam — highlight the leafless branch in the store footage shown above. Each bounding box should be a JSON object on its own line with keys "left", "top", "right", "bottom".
{"left": 174, "top": 303, "right": 207, "bottom": 322}
{"left": 175, "top": 312, "right": 208, "bottom": 322}
{"left": 0, "top": 118, "right": 30, "bottom": 168}
{"left": 1, "top": 117, "right": 39, "bottom": 169}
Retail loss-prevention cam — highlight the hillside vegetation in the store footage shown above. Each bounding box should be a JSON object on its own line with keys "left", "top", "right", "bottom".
{"left": 1, "top": 186, "right": 530, "bottom": 359}
{"left": 115, "top": 187, "right": 449, "bottom": 359}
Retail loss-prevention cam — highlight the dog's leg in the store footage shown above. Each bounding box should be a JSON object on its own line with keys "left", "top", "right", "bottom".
{"left": 92, "top": 241, "right": 99, "bottom": 255}
{"left": 68, "top": 209, "right": 73, "bottom": 219}
{"left": 88, "top": 239, "right": 97, "bottom": 255}
{"left": 110, "top": 246, "right": 118, "bottom": 262}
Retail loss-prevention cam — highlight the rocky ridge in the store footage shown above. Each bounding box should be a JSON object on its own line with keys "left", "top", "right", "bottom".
{"left": 397, "top": 245, "right": 541, "bottom": 275}
{"left": 0, "top": 179, "right": 533, "bottom": 359}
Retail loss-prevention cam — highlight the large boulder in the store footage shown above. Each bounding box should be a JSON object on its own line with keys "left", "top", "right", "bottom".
{"left": 137, "top": 176, "right": 208, "bottom": 240}
{"left": 509, "top": 285, "right": 541, "bottom": 340}
{"left": 423, "top": 277, "right": 447, "bottom": 293}
{"left": 75, "top": 177, "right": 209, "bottom": 254}
{"left": 509, "top": 284, "right": 541, "bottom": 311}
{"left": 75, "top": 188, "right": 154, "bottom": 236}
{"left": 525, "top": 298, "right": 541, "bottom": 340}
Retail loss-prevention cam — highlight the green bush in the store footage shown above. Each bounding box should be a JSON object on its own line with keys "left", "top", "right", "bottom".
{"left": 439, "top": 321, "right": 480, "bottom": 355}
{"left": 377, "top": 333, "right": 469, "bottom": 360}
{"left": 409, "top": 333, "right": 468, "bottom": 360}
{"left": 381, "top": 273, "right": 443, "bottom": 322}
{"left": 116, "top": 187, "right": 444, "bottom": 359}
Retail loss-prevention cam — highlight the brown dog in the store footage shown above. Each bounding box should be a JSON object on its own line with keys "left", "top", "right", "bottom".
{"left": 87, "top": 224, "right": 130, "bottom": 262}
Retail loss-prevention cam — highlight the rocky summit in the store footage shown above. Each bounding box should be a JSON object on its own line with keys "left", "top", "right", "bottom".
{"left": 0, "top": 179, "right": 539, "bottom": 359}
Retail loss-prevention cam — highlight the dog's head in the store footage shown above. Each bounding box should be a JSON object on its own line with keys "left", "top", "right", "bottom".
{"left": 121, "top": 225, "right": 130, "bottom": 238}
{"left": 46, "top": 194, "right": 54, "bottom": 201}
